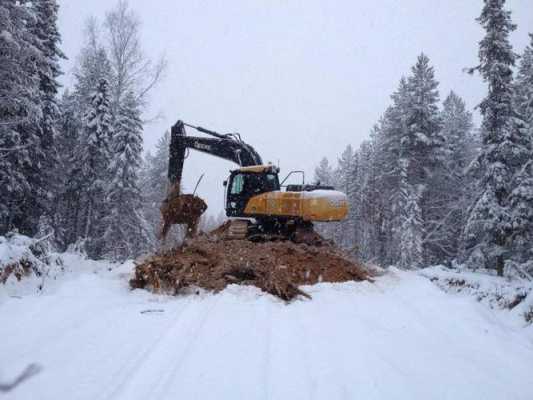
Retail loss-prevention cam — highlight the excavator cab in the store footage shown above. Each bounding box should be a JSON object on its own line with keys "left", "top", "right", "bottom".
{"left": 225, "top": 165, "right": 280, "bottom": 217}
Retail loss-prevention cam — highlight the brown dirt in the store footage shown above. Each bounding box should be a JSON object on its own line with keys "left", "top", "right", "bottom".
{"left": 131, "top": 227, "right": 371, "bottom": 301}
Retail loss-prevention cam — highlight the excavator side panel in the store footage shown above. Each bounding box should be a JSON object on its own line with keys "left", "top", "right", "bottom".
{"left": 243, "top": 191, "right": 348, "bottom": 222}
{"left": 244, "top": 192, "right": 301, "bottom": 217}
{"left": 300, "top": 191, "right": 348, "bottom": 222}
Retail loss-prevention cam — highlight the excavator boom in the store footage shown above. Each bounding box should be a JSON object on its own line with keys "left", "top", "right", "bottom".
{"left": 168, "top": 120, "right": 262, "bottom": 189}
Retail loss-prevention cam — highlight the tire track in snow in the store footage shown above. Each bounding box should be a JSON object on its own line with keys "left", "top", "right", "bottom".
{"left": 260, "top": 299, "right": 272, "bottom": 400}
{"left": 146, "top": 294, "right": 221, "bottom": 400}
{"left": 9, "top": 299, "right": 98, "bottom": 361}
{"left": 292, "top": 304, "right": 317, "bottom": 400}
{"left": 96, "top": 298, "right": 194, "bottom": 400}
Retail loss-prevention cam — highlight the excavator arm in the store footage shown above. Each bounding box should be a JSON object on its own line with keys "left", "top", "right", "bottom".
{"left": 168, "top": 120, "right": 263, "bottom": 189}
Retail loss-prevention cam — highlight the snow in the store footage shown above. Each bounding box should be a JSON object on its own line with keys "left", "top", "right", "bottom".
{"left": 0, "top": 234, "right": 38, "bottom": 266}
{"left": 301, "top": 189, "right": 347, "bottom": 202}
{"left": 0, "top": 30, "right": 14, "bottom": 44}
{"left": 1, "top": 258, "right": 533, "bottom": 400}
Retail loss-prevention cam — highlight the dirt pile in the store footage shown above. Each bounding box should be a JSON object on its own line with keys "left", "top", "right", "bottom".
{"left": 131, "top": 229, "right": 371, "bottom": 301}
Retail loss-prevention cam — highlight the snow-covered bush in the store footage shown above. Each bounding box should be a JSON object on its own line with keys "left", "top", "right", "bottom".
{"left": 0, "top": 232, "right": 62, "bottom": 289}
{"left": 421, "top": 265, "right": 533, "bottom": 324}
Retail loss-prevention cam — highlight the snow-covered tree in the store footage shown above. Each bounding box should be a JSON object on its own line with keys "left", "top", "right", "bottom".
{"left": 462, "top": 0, "right": 524, "bottom": 276}
{"left": 101, "top": 91, "right": 150, "bottom": 261}
{"left": 318, "top": 54, "right": 446, "bottom": 268}
{"left": 30, "top": 0, "right": 66, "bottom": 237}
{"left": 53, "top": 90, "right": 85, "bottom": 247}
{"left": 399, "top": 167, "right": 424, "bottom": 269}
{"left": 429, "top": 92, "right": 475, "bottom": 261}
{"left": 313, "top": 157, "right": 337, "bottom": 240}
{"left": 141, "top": 131, "right": 170, "bottom": 240}
{"left": 77, "top": 78, "right": 114, "bottom": 258}
{"left": 334, "top": 145, "right": 357, "bottom": 248}
{"left": 441, "top": 92, "right": 475, "bottom": 177}
{"left": 314, "top": 157, "right": 334, "bottom": 186}
{"left": 403, "top": 53, "right": 444, "bottom": 265}
{"left": 73, "top": 19, "right": 112, "bottom": 112}
{"left": 356, "top": 137, "right": 384, "bottom": 263}
{"left": 0, "top": 1, "right": 42, "bottom": 235}
{"left": 51, "top": 23, "right": 114, "bottom": 250}
{"left": 31, "top": 0, "right": 64, "bottom": 145}
{"left": 508, "top": 34, "right": 533, "bottom": 265}
{"left": 376, "top": 55, "right": 443, "bottom": 269}
{"left": 514, "top": 34, "right": 533, "bottom": 127}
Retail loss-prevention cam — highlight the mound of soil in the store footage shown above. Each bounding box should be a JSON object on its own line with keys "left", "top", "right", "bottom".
{"left": 131, "top": 232, "right": 371, "bottom": 301}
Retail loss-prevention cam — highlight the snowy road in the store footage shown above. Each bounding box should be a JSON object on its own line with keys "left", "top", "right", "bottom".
{"left": 1, "top": 262, "right": 533, "bottom": 400}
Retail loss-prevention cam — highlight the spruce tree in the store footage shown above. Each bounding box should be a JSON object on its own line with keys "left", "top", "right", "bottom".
{"left": 357, "top": 138, "right": 382, "bottom": 262}
{"left": 56, "top": 30, "right": 113, "bottom": 250}
{"left": 404, "top": 53, "right": 443, "bottom": 265}
{"left": 0, "top": 1, "right": 42, "bottom": 235}
{"left": 74, "top": 41, "right": 112, "bottom": 112}
{"left": 313, "top": 157, "right": 336, "bottom": 240}
{"left": 314, "top": 157, "right": 334, "bottom": 186}
{"left": 508, "top": 34, "right": 533, "bottom": 264}
{"left": 30, "top": 0, "right": 66, "bottom": 238}
{"left": 463, "top": 0, "right": 524, "bottom": 275}
{"left": 514, "top": 34, "right": 533, "bottom": 125}
{"left": 101, "top": 91, "right": 150, "bottom": 261}
{"left": 384, "top": 80, "right": 411, "bottom": 266}
{"left": 335, "top": 145, "right": 356, "bottom": 248}
{"left": 399, "top": 168, "right": 424, "bottom": 269}
{"left": 435, "top": 92, "right": 475, "bottom": 260}
{"left": 141, "top": 131, "right": 171, "bottom": 241}
{"left": 78, "top": 78, "right": 114, "bottom": 257}
{"left": 441, "top": 92, "right": 475, "bottom": 176}
{"left": 54, "top": 91, "right": 84, "bottom": 247}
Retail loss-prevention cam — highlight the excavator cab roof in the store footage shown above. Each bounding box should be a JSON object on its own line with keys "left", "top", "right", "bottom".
{"left": 234, "top": 164, "right": 280, "bottom": 174}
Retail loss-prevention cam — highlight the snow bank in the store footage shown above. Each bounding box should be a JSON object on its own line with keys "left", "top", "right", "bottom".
{"left": 0, "top": 234, "right": 41, "bottom": 267}
{"left": 0, "top": 233, "right": 113, "bottom": 299}
{"left": 420, "top": 265, "right": 533, "bottom": 324}
{"left": 0, "top": 234, "right": 53, "bottom": 292}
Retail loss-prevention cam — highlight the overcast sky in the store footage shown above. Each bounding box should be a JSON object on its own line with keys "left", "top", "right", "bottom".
{"left": 57, "top": 0, "right": 533, "bottom": 216}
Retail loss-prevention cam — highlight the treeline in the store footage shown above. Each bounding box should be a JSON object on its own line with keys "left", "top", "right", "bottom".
{"left": 0, "top": 1, "right": 165, "bottom": 261}
{"left": 318, "top": 1, "right": 533, "bottom": 276}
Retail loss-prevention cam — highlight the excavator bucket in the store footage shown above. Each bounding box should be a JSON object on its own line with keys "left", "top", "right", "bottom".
{"left": 159, "top": 184, "right": 207, "bottom": 240}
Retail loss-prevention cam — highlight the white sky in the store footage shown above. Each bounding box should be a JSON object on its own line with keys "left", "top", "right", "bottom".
{"left": 57, "top": 0, "right": 533, "bottom": 215}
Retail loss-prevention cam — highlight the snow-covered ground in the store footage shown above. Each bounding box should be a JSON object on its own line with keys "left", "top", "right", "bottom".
{"left": 1, "top": 254, "right": 533, "bottom": 400}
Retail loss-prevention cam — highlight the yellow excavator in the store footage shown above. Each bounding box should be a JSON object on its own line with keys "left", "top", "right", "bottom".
{"left": 162, "top": 120, "right": 348, "bottom": 242}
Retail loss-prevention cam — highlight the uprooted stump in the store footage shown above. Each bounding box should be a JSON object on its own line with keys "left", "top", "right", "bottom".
{"left": 159, "top": 193, "right": 207, "bottom": 240}
{"left": 130, "top": 234, "right": 371, "bottom": 301}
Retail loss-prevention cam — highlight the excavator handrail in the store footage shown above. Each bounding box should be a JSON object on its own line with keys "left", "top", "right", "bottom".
{"left": 183, "top": 122, "right": 244, "bottom": 143}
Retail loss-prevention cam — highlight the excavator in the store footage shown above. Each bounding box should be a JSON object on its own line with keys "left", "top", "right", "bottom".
{"left": 160, "top": 120, "right": 349, "bottom": 242}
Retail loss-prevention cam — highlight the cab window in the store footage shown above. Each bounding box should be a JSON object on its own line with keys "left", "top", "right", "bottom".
{"left": 230, "top": 174, "right": 244, "bottom": 194}
{"left": 265, "top": 173, "right": 280, "bottom": 191}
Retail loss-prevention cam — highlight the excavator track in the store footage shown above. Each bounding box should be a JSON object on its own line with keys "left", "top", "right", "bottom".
{"left": 226, "top": 219, "right": 249, "bottom": 240}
